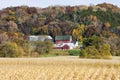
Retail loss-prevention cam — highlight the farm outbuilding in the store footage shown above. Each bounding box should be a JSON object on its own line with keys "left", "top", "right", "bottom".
{"left": 29, "top": 35, "right": 53, "bottom": 42}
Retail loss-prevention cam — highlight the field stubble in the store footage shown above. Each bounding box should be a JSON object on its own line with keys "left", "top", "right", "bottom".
{"left": 0, "top": 56, "right": 120, "bottom": 80}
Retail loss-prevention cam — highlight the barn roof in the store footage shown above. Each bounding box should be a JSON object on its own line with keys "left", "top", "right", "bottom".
{"left": 55, "top": 35, "right": 71, "bottom": 40}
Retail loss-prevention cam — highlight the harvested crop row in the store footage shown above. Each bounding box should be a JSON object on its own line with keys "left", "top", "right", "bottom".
{"left": 0, "top": 56, "right": 120, "bottom": 80}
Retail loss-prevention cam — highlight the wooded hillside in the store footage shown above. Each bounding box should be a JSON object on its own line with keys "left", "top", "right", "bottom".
{"left": 0, "top": 3, "right": 120, "bottom": 57}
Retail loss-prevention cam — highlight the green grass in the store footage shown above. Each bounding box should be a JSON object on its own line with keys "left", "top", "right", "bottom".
{"left": 50, "top": 50, "right": 69, "bottom": 56}
{"left": 39, "top": 49, "right": 81, "bottom": 57}
{"left": 39, "top": 49, "right": 69, "bottom": 57}
{"left": 68, "top": 49, "right": 81, "bottom": 56}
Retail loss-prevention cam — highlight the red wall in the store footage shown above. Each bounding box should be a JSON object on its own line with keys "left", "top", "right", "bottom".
{"left": 62, "top": 45, "right": 70, "bottom": 50}
{"left": 53, "top": 45, "right": 70, "bottom": 50}
{"left": 55, "top": 40, "right": 71, "bottom": 44}
{"left": 53, "top": 47, "right": 62, "bottom": 50}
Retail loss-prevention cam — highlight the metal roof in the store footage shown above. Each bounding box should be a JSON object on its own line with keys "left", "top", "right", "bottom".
{"left": 55, "top": 35, "right": 71, "bottom": 40}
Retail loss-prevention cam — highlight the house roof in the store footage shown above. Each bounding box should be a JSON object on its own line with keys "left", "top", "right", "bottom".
{"left": 29, "top": 36, "right": 38, "bottom": 41}
{"left": 55, "top": 35, "right": 71, "bottom": 40}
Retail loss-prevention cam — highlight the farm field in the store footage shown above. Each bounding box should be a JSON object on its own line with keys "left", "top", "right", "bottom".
{"left": 0, "top": 56, "right": 120, "bottom": 80}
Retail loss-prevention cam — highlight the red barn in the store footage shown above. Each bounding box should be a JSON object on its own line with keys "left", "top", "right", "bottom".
{"left": 53, "top": 43, "right": 71, "bottom": 50}
{"left": 55, "top": 36, "right": 72, "bottom": 44}
{"left": 62, "top": 44, "right": 70, "bottom": 50}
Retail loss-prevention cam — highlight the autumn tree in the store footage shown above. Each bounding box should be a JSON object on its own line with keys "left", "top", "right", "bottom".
{"left": 81, "top": 36, "right": 112, "bottom": 59}
{"left": 103, "top": 22, "right": 111, "bottom": 31}
{"left": 7, "top": 21, "right": 18, "bottom": 32}
{"left": 72, "top": 24, "right": 85, "bottom": 41}
{"left": 80, "top": 44, "right": 112, "bottom": 59}
{"left": 0, "top": 42, "right": 23, "bottom": 57}
{"left": 0, "top": 32, "right": 8, "bottom": 44}
{"left": 83, "top": 35, "right": 103, "bottom": 48}
{"left": 35, "top": 40, "right": 53, "bottom": 54}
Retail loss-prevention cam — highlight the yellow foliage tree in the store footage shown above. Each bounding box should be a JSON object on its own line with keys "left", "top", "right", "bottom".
{"left": 104, "top": 22, "right": 111, "bottom": 28}
{"left": 14, "top": 32, "right": 18, "bottom": 37}
{"left": 92, "top": 16, "right": 97, "bottom": 21}
{"left": 0, "top": 42, "right": 23, "bottom": 57}
{"left": 72, "top": 24, "right": 85, "bottom": 41}
{"left": 42, "top": 25, "right": 48, "bottom": 34}
{"left": 9, "top": 10, "right": 15, "bottom": 15}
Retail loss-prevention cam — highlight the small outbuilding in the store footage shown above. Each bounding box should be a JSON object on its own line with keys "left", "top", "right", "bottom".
{"left": 29, "top": 35, "right": 53, "bottom": 42}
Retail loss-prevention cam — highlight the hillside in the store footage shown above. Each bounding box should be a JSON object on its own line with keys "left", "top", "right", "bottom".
{"left": 0, "top": 3, "right": 120, "bottom": 57}
{"left": 0, "top": 3, "right": 120, "bottom": 37}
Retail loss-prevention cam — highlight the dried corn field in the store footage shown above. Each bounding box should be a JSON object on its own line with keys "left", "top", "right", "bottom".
{"left": 0, "top": 56, "right": 120, "bottom": 80}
